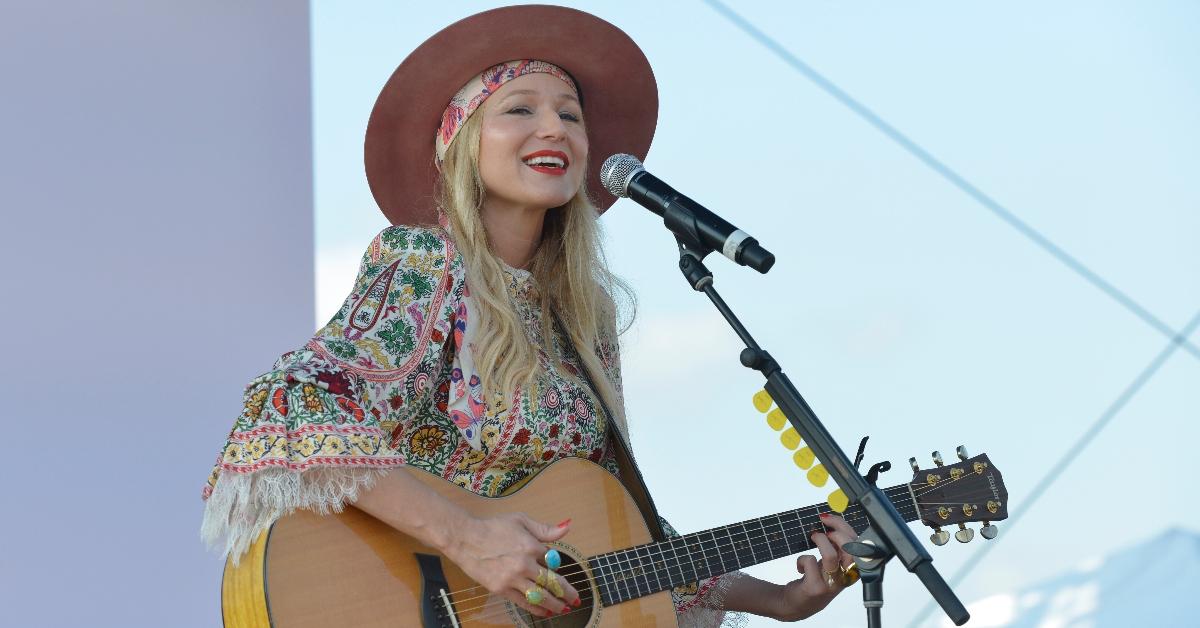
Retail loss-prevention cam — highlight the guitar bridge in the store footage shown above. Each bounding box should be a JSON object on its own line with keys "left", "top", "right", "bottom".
{"left": 416, "top": 553, "right": 458, "bottom": 628}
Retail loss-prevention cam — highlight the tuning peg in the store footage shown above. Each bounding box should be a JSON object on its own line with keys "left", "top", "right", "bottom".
{"left": 980, "top": 522, "right": 999, "bottom": 540}
{"left": 954, "top": 523, "right": 974, "bottom": 543}
{"left": 956, "top": 445, "right": 969, "bottom": 461}
{"left": 908, "top": 457, "right": 920, "bottom": 473}
{"left": 930, "top": 526, "right": 950, "bottom": 546}
{"left": 932, "top": 451, "right": 944, "bottom": 467}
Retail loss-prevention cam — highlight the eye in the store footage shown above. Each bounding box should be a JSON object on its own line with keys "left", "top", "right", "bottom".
{"left": 559, "top": 111, "right": 581, "bottom": 122}
{"left": 507, "top": 106, "right": 532, "bottom": 115}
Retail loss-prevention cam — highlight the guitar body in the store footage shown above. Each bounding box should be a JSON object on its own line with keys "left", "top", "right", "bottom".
{"left": 222, "top": 457, "right": 679, "bottom": 627}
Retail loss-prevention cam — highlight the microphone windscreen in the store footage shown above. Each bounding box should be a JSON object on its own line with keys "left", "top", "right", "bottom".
{"left": 600, "top": 153, "right": 643, "bottom": 198}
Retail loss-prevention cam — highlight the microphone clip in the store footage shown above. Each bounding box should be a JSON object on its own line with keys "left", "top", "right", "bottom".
{"left": 675, "top": 234, "right": 714, "bottom": 292}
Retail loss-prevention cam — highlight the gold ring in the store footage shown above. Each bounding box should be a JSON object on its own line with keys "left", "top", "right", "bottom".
{"left": 840, "top": 563, "right": 860, "bottom": 586}
{"left": 823, "top": 570, "right": 837, "bottom": 589}
{"left": 525, "top": 586, "right": 545, "bottom": 605}
{"left": 536, "top": 568, "right": 549, "bottom": 587}
{"left": 546, "top": 573, "right": 565, "bottom": 598}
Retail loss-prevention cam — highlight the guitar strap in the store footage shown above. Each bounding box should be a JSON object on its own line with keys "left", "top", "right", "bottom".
{"left": 553, "top": 311, "right": 667, "bottom": 543}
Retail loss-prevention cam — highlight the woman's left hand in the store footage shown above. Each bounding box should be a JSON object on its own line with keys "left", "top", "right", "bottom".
{"left": 774, "top": 512, "right": 858, "bottom": 622}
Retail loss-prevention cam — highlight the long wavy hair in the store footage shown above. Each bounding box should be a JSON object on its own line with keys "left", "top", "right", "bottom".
{"left": 436, "top": 110, "right": 635, "bottom": 428}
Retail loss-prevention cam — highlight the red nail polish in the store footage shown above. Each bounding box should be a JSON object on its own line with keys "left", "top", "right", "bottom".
{"left": 573, "top": 599, "right": 581, "bottom": 608}
{"left": 819, "top": 512, "right": 831, "bottom": 519}
{"left": 557, "top": 518, "right": 572, "bottom": 528}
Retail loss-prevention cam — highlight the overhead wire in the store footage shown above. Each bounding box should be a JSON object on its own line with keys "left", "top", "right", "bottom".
{"left": 699, "top": 0, "right": 1200, "bottom": 361}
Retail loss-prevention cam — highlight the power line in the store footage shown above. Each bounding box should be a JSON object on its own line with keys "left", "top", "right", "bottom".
{"left": 906, "top": 305, "right": 1200, "bottom": 627}
{"left": 700, "top": 0, "right": 1200, "bottom": 361}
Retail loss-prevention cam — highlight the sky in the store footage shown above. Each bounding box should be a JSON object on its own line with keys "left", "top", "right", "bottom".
{"left": 309, "top": 2, "right": 1199, "bottom": 626}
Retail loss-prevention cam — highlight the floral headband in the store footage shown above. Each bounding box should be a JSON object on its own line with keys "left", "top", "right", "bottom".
{"left": 435, "top": 59, "right": 578, "bottom": 165}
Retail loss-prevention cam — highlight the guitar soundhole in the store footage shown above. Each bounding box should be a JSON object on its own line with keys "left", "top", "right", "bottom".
{"left": 513, "top": 552, "right": 597, "bottom": 628}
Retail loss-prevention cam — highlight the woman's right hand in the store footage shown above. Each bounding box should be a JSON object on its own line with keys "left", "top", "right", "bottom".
{"left": 445, "top": 512, "right": 581, "bottom": 618}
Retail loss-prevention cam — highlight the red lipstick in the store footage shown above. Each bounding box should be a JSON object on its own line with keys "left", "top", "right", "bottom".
{"left": 520, "top": 150, "right": 569, "bottom": 176}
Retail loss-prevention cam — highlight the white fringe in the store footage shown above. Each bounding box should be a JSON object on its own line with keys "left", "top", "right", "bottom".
{"left": 677, "top": 571, "right": 749, "bottom": 628}
{"left": 200, "top": 465, "right": 390, "bottom": 565}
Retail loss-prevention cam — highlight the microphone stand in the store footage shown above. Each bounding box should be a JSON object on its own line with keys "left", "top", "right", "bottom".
{"left": 663, "top": 205, "right": 970, "bottom": 627}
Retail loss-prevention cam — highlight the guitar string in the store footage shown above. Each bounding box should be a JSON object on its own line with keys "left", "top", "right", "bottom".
{"left": 435, "top": 472, "right": 997, "bottom": 619}
{"left": 438, "top": 470, "right": 980, "bottom": 606}
{"left": 434, "top": 495, "right": 927, "bottom": 620}
{"left": 434, "top": 503, "right": 908, "bottom": 621}
{"left": 437, "top": 472, "right": 993, "bottom": 619}
{"left": 442, "top": 488, "right": 997, "bottom": 626}
{"left": 437, "top": 472, "right": 995, "bottom": 618}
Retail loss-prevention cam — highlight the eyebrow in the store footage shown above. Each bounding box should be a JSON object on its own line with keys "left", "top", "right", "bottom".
{"left": 500, "top": 88, "right": 580, "bottom": 104}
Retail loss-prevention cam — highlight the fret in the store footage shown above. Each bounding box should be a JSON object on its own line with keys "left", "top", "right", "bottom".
{"left": 663, "top": 537, "right": 690, "bottom": 590}
{"left": 700, "top": 529, "right": 725, "bottom": 579}
{"left": 763, "top": 516, "right": 792, "bottom": 559}
{"left": 633, "top": 545, "right": 658, "bottom": 597}
{"left": 591, "top": 482, "right": 923, "bottom": 608}
{"left": 644, "top": 545, "right": 670, "bottom": 594}
{"left": 589, "top": 554, "right": 615, "bottom": 606}
{"left": 777, "top": 509, "right": 802, "bottom": 555}
{"left": 683, "top": 534, "right": 712, "bottom": 583}
{"left": 608, "top": 550, "right": 636, "bottom": 604}
{"left": 675, "top": 536, "right": 702, "bottom": 583}
{"left": 736, "top": 522, "right": 755, "bottom": 568}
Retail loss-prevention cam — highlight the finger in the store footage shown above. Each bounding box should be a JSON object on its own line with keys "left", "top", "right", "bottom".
{"left": 796, "top": 555, "right": 825, "bottom": 595}
{"left": 538, "top": 566, "right": 580, "bottom": 608}
{"left": 521, "top": 514, "right": 571, "bottom": 543}
{"left": 810, "top": 531, "right": 840, "bottom": 579}
{"left": 520, "top": 579, "right": 569, "bottom": 615}
{"left": 818, "top": 512, "right": 856, "bottom": 540}
{"left": 819, "top": 513, "right": 858, "bottom": 567}
{"left": 502, "top": 589, "right": 552, "bottom": 619}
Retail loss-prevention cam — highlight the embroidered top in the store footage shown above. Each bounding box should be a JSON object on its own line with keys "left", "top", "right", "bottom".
{"left": 200, "top": 225, "right": 739, "bottom": 625}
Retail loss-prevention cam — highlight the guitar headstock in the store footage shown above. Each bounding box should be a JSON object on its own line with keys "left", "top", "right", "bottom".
{"left": 908, "top": 446, "right": 1008, "bottom": 545}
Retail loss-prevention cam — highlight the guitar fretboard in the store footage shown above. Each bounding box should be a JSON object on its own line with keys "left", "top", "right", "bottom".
{"left": 587, "top": 483, "right": 917, "bottom": 606}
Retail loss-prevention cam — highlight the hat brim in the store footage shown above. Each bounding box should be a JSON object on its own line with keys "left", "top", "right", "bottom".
{"left": 365, "top": 5, "right": 658, "bottom": 225}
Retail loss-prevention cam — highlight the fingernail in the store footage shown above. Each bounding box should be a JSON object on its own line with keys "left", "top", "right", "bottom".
{"left": 557, "top": 518, "right": 572, "bottom": 528}
{"left": 561, "top": 607, "right": 571, "bottom": 615}
{"left": 573, "top": 599, "right": 581, "bottom": 607}
{"left": 819, "top": 512, "right": 831, "bottom": 519}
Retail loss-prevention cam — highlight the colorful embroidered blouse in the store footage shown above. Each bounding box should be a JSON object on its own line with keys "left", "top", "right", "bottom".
{"left": 200, "top": 225, "right": 739, "bottom": 626}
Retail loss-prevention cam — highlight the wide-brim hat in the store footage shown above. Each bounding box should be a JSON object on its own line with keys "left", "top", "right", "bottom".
{"left": 365, "top": 5, "right": 658, "bottom": 226}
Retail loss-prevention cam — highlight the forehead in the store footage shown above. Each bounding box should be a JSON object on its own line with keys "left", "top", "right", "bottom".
{"left": 488, "top": 73, "right": 579, "bottom": 105}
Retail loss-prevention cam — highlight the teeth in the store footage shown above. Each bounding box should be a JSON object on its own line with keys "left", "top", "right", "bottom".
{"left": 523, "top": 155, "right": 565, "bottom": 168}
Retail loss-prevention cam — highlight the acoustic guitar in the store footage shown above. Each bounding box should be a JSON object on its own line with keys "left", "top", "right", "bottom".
{"left": 222, "top": 450, "right": 1007, "bottom": 627}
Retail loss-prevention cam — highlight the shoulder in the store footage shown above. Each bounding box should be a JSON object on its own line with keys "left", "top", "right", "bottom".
{"left": 364, "top": 225, "right": 460, "bottom": 267}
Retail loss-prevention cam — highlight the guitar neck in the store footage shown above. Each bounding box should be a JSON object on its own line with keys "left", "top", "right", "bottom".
{"left": 589, "top": 482, "right": 918, "bottom": 607}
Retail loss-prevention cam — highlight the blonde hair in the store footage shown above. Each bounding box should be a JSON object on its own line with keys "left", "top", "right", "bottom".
{"left": 437, "top": 110, "right": 635, "bottom": 428}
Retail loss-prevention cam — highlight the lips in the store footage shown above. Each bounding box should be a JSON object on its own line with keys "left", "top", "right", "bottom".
{"left": 520, "top": 150, "right": 569, "bottom": 175}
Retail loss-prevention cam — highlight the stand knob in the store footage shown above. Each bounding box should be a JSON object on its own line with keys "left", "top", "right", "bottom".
{"left": 956, "top": 445, "right": 969, "bottom": 461}
{"left": 930, "top": 527, "right": 950, "bottom": 546}
{"left": 932, "top": 451, "right": 944, "bottom": 467}
{"left": 981, "top": 523, "right": 999, "bottom": 540}
{"left": 954, "top": 523, "right": 974, "bottom": 543}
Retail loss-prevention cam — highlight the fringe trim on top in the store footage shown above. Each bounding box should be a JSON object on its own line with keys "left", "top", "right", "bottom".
{"left": 677, "top": 571, "right": 749, "bottom": 628}
{"left": 200, "top": 465, "right": 391, "bottom": 565}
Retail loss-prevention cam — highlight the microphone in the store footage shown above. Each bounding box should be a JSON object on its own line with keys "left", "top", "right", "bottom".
{"left": 600, "top": 154, "right": 775, "bottom": 273}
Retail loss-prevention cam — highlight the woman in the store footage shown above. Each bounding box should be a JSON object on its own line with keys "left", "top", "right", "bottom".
{"left": 201, "top": 6, "right": 857, "bottom": 626}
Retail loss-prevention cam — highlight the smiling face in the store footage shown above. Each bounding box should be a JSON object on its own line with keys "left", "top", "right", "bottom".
{"left": 476, "top": 72, "right": 588, "bottom": 215}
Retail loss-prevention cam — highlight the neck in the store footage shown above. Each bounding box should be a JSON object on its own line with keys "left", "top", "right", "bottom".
{"left": 480, "top": 200, "right": 547, "bottom": 270}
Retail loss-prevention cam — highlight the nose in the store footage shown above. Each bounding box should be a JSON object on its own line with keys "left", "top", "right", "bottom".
{"left": 536, "top": 108, "right": 567, "bottom": 141}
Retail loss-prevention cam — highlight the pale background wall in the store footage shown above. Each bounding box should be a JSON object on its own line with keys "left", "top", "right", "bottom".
{"left": 0, "top": 2, "right": 312, "bottom": 626}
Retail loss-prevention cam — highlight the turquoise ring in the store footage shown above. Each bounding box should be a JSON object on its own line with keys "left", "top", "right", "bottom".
{"left": 525, "top": 587, "right": 544, "bottom": 605}
{"left": 544, "top": 548, "right": 562, "bottom": 571}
